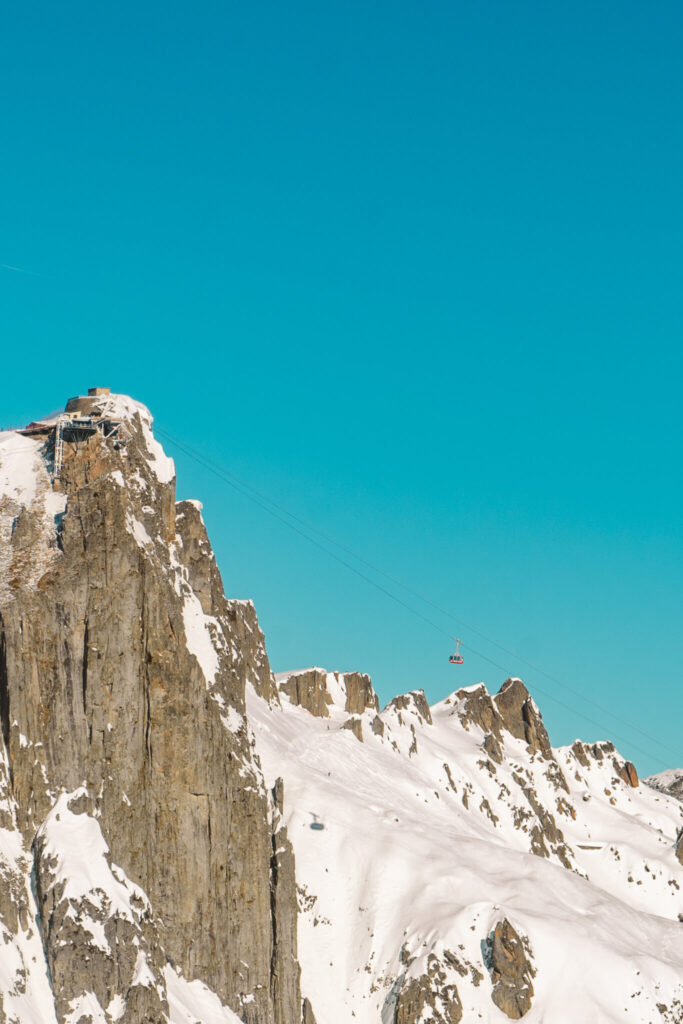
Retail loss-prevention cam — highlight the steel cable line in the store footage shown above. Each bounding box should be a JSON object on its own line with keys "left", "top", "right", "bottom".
{"left": 156, "top": 426, "right": 679, "bottom": 771}
{"left": 1, "top": 424, "right": 679, "bottom": 766}
{"left": 1, "top": 424, "right": 677, "bottom": 764}
{"left": 155, "top": 426, "right": 682, "bottom": 763}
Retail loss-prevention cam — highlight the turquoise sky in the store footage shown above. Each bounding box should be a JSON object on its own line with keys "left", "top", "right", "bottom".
{"left": 2, "top": 1, "right": 682, "bottom": 776}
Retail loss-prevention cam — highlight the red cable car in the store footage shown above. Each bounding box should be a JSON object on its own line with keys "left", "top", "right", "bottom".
{"left": 449, "top": 638, "right": 464, "bottom": 664}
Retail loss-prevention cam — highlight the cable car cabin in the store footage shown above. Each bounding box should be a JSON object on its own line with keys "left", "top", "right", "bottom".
{"left": 449, "top": 639, "right": 464, "bottom": 664}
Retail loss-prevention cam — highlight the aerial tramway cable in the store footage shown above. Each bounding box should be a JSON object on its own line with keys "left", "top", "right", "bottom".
{"left": 157, "top": 426, "right": 677, "bottom": 760}
{"left": 1, "top": 423, "right": 676, "bottom": 769}
{"left": 155, "top": 425, "right": 683, "bottom": 771}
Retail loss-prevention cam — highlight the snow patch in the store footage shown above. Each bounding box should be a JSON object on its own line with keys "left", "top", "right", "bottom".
{"left": 126, "top": 514, "right": 153, "bottom": 549}
{"left": 64, "top": 992, "right": 108, "bottom": 1024}
{"left": 131, "top": 949, "right": 156, "bottom": 989}
{"left": 218, "top": 703, "right": 245, "bottom": 735}
{"left": 37, "top": 790, "right": 150, "bottom": 921}
{"left": 0, "top": 431, "right": 42, "bottom": 506}
{"left": 165, "top": 966, "right": 243, "bottom": 1024}
{"left": 106, "top": 994, "right": 126, "bottom": 1021}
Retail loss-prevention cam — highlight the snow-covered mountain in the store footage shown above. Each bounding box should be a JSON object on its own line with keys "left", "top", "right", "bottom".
{"left": 647, "top": 769, "right": 683, "bottom": 803}
{"left": 0, "top": 390, "right": 681, "bottom": 1024}
{"left": 248, "top": 669, "right": 683, "bottom": 1023}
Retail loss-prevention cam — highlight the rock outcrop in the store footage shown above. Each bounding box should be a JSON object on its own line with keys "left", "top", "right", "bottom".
{"left": 276, "top": 668, "right": 379, "bottom": 719}
{"left": 343, "top": 671, "right": 379, "bottom": 715}
{"left": 450, "top": 681, "right": 572, "bottom": 864}
{"left": 301, "top": 996, "right": 317, "bottom": 1024}
{"left": 616, "top": 759, "right": 639, "bottom": 788}
{"left": 486, "top": 919, "right": 535, "bottom": 1019}
{"left": 387, "top": 689, "right": 433, "bottom": 726}
{"left": 277, "top": 669, "right": 333, "bottom": 718}
{"left": 343, "top": 716, "right": 364, "bottom": 742}
{"left": 455, "top": 678, "right": 554, "bottom": 761}
{"left": 493, "top": 678, "right": 552, "bottom": 758}
{"left": 394, "top": 953, "right": 463, "bottom": 1024}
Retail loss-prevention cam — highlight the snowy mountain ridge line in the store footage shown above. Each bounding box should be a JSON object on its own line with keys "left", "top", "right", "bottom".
{"left": 247, "top": 666, "right": 683, "bottom": 1023}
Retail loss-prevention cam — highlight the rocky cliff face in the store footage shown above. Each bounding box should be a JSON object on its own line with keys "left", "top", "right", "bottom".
{"left": 0, "top": 394, "right": 306, "bottom": 1024}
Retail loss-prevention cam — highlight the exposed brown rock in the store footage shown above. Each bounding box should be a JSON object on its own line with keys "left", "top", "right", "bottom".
{"left": 343, "top": 716, "right": 364, "bottom": 742}
{"left": 571, "top": 741, "right": 590, "bottom": 767}
{"left": 511, "top": 772, "right": 573, "bottom": 867}
{"left": 270, "top": 781, "right": 303, "bottom": 1024}
{"left": 393, "top": 953, "right": 463, "bottom": 1024}
{"left": 302, "top": 996, "right": 317, "bottom": 1024}
{"left": 487, "top": 919, "right": 535, "bottom": 1019}
{"left": 387, "top": 690, "right": 433, "bottom": 726}
{"left": 343, "top": 671, "right": 379, "bottom": 714}
{"left": 483, "top": 731, "right": 504, "bottom": 764}
{"left": 494, "top": 678, "right": 552, "bottom": 758}
{"left": 455, "top": 685, "right": 502, "bottom": 738}
{"left": 615, "top": 759, "right": 639, "bottom": 788}
{"left": 279, "top": 670, "right": 333, "bottom": 718}
{"left": 590, "top": 741, "right": 616, "bottom": 762}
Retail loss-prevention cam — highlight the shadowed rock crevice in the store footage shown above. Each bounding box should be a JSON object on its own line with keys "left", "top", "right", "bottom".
{"left": 81, "top": 615, "right": 88, "bottom": 713}
{"left": 270, "top": 779, "right": 304, "bottom": 1024}
{"left": 0, "top": 625, "right": 10, "bottom": 780}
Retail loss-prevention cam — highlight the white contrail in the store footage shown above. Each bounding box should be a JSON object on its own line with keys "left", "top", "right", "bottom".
{"left": 1, "top": 263, "right": 40, "bottom": 276}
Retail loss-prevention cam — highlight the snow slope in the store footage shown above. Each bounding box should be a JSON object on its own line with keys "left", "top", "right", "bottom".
{"left": 247, "top": 671, "right": 683, "bottom": 1024}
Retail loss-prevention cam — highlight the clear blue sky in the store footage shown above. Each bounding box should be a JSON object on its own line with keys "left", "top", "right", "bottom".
{"left": 2, "top": 1, "right": 682, "bottom": 776}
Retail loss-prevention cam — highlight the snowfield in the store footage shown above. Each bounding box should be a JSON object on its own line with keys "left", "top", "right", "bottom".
{"left": 247, "top": 670, "right": 683, "bottom": 1024}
